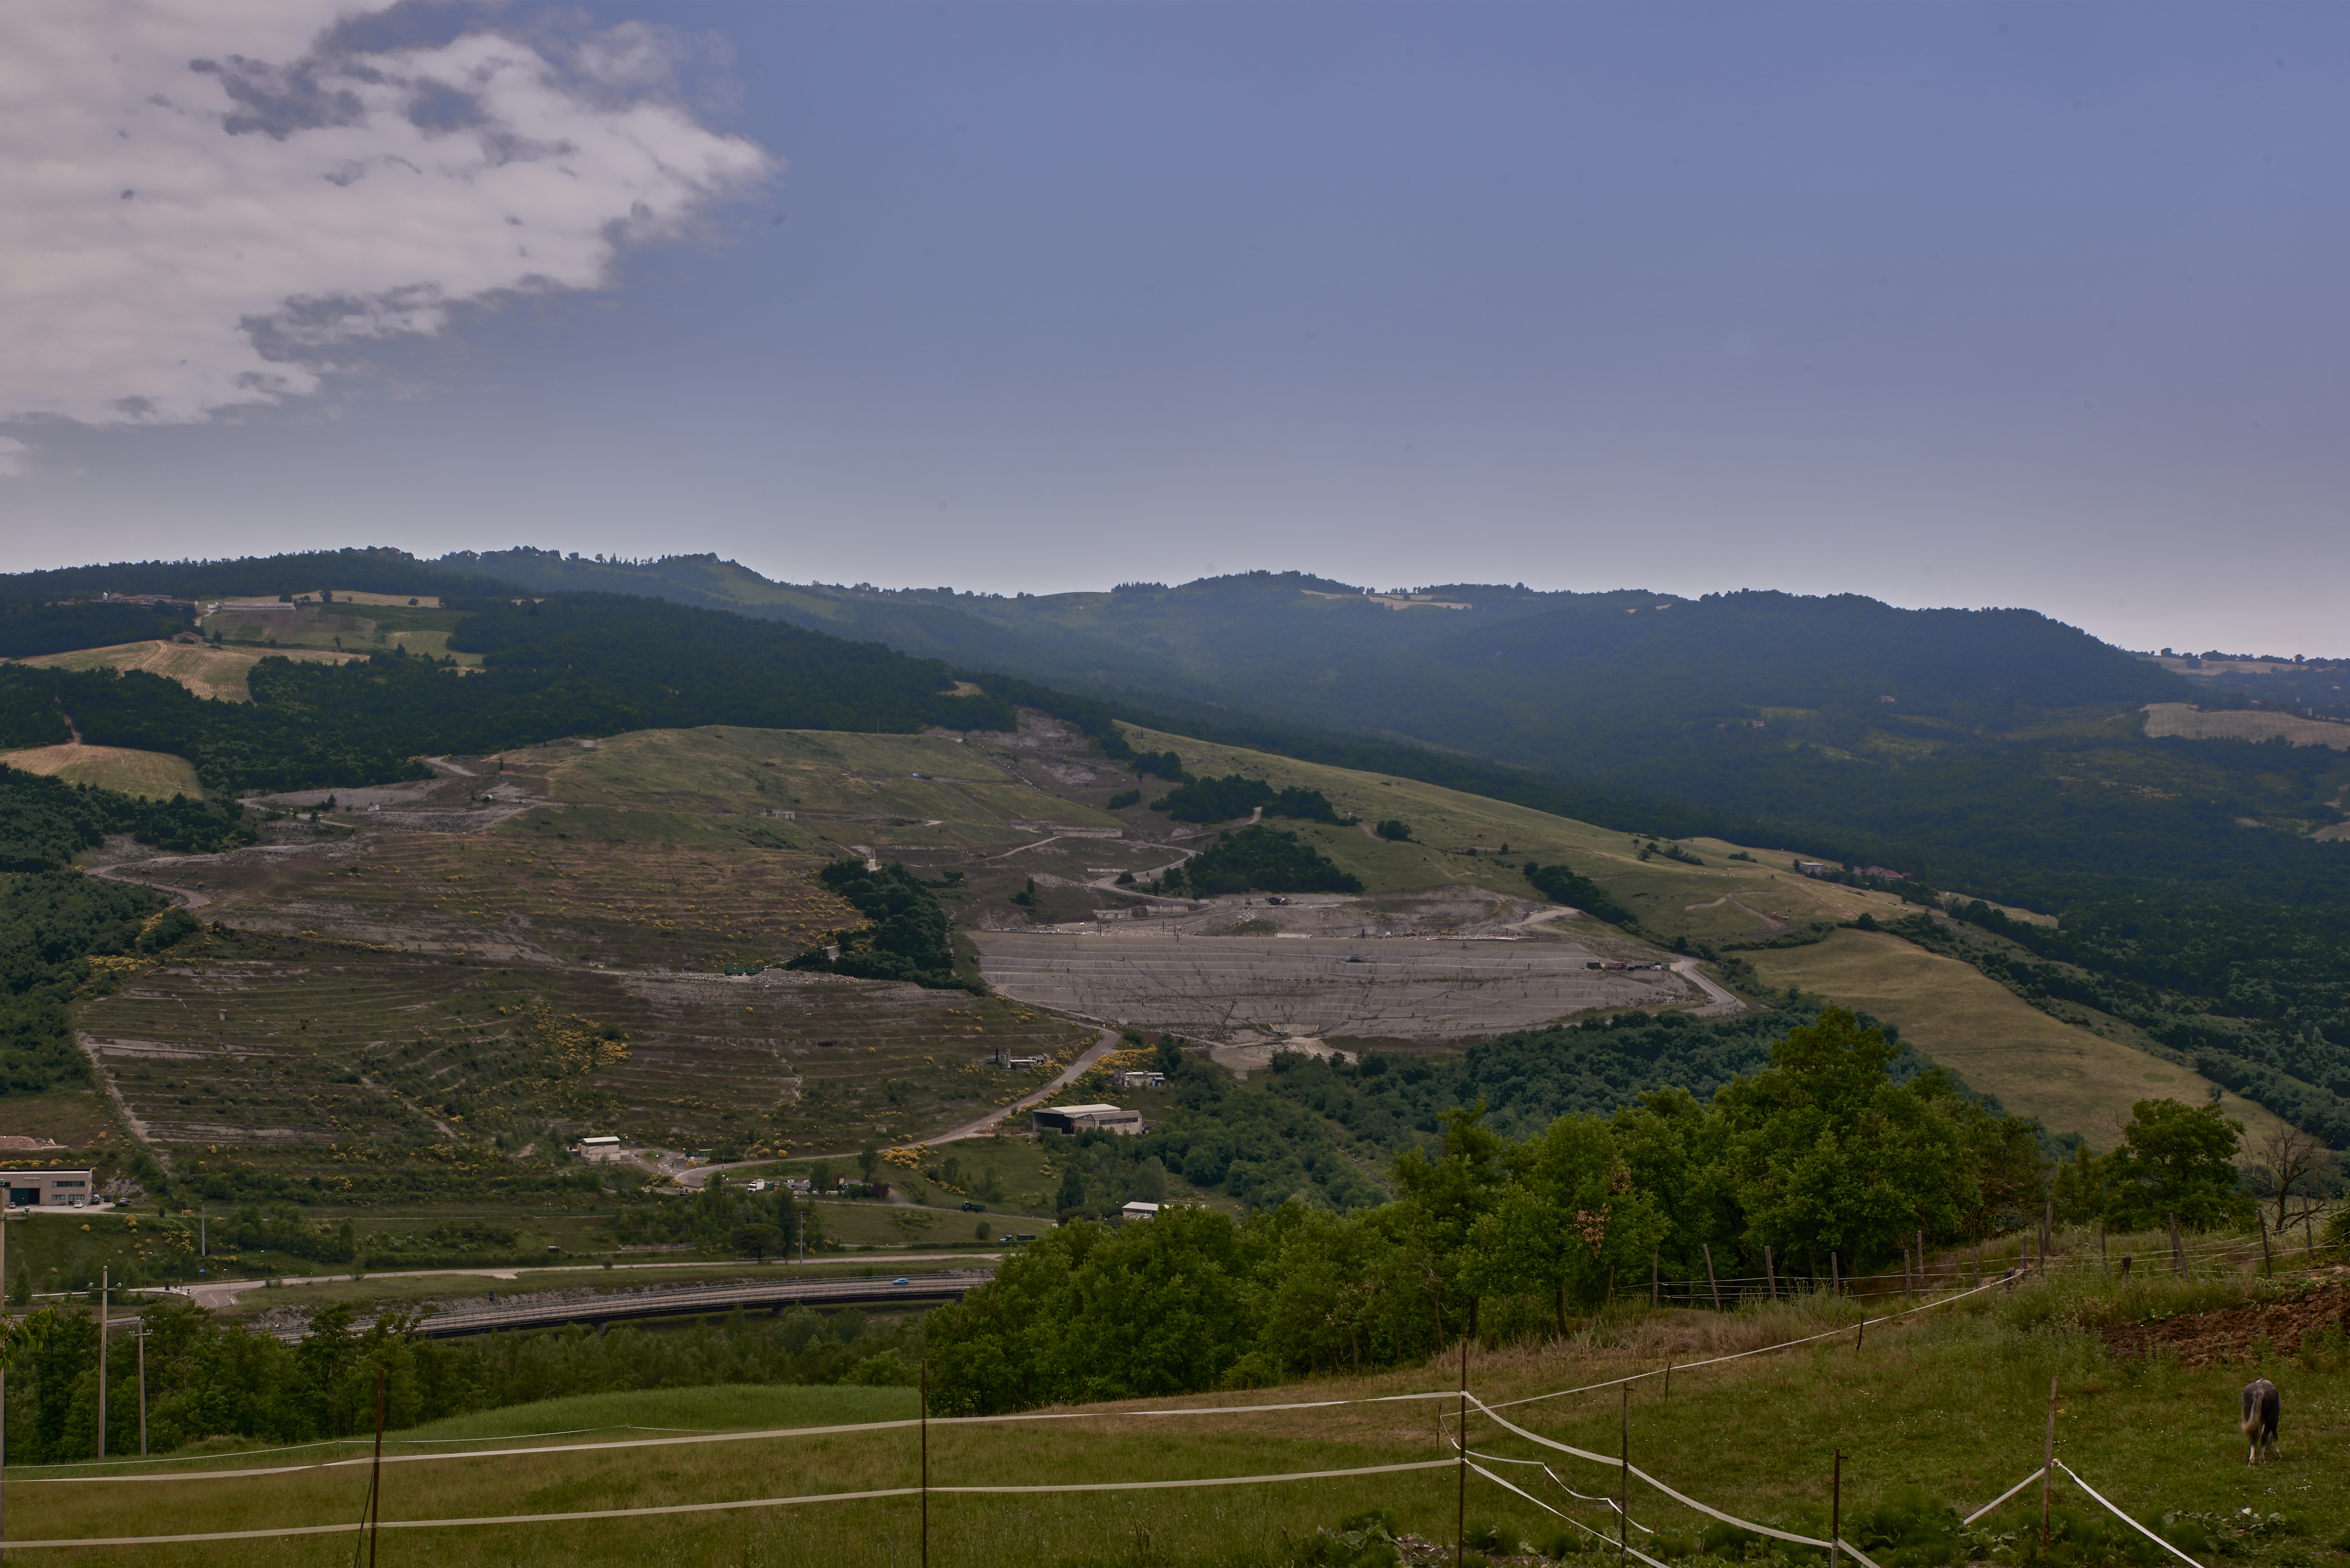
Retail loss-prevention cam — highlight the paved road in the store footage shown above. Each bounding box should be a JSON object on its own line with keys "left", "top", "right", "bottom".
{"left": 164, "top": 1251, "right": 1009, "bottom": 1310}
{"left": 397, "top": 1272, "right": 983, "bottom": 1339}
{"left": 1674, "top": 956, "right": 1748, "bottom": 1018}
{"left": 674, "top": 1026, "right": 1123, "bottom": 1190}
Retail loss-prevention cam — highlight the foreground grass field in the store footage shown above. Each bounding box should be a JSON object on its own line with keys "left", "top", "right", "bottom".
{"left": 1745, "top": 929, "right": 2289, "bottom": 1149}
{"left": 13, "top": 1239, "right": 2348, "bottom": 1567}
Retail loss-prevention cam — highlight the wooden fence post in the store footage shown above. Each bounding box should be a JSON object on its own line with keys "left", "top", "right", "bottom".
{"left": 2168, "top": 1212, "right": 2186, "bottom": 1279}
{"left": 1703, "top": 1244, "right": 1722, "bottom": 1311}
{"left": 1766, "top": 1245, "right": 1778, "bottom": 1301}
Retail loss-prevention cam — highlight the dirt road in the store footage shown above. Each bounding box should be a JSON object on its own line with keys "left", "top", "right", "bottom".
{"left": 673, "top": 1027, "right": 1123, "bottom": 1189}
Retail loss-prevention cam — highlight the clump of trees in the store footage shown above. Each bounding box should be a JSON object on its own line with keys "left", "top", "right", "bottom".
{"left": 1147, "top": 774, "right": 1353, "bottom": 826}
{"left": 1156, "top": 826, "right": 1363, "bottom": 897}
{"left": 2050, "top": 1097, "right": 2257, "bottom": 1232}
{"left": 1522, "top": 860, "right": 1634, "bottom": 926}
{"left": 929, "top": 1011, "right": 2049, "bottom": 1413}
{"left": 788, "top": 858, "right": 972, "bottom": 991}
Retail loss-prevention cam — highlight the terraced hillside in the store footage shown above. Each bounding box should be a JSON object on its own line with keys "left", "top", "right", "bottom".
{"left": 77, "top": 933, "right": 1090, "bottom": 1187}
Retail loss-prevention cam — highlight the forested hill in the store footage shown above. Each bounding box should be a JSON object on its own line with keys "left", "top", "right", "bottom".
{"left": 0, "top": 547, "right": 522, "bottom": 607}
{"left": 0, "top": 595, "right": 1016, "bottom": 798}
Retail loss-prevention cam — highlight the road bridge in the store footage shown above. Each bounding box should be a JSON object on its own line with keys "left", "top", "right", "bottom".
{"left": 387, "top": 1271, "right": 984, "bottom": 1340}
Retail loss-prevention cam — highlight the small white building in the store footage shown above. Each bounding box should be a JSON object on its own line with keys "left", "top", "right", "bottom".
{"left": 1031, "top": 1104, "right": 1143, "bottom": 1136}
{"left": 1110, "top": 1069, "right": 1166, "bottom": 1091}
{"left": 1, "top": 1170, "right": 95, "bottom": 1208}
{"left": 1121, "top": 1201, "right": 1160, "bottom": 1221}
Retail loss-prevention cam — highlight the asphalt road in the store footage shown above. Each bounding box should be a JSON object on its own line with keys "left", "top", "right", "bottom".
{"left": 402, "top": 1271, "right": 984, "bottom": 1338}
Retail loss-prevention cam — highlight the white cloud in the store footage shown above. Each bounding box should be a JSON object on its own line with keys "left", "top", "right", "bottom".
{"left": 0, "top": 2, "right": 773, "bottom": 429}
{"left": 0, "top": 438, "right": 26, "bottom": 478}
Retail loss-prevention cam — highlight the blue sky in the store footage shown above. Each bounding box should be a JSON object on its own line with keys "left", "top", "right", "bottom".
{"left": 4, "top": 2, "right": 2344, "bottom": 655}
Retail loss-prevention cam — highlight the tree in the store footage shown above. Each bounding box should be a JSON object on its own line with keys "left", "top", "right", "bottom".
{"left": 858, "top": 1145, "right": 882, "bottom": 1186}
{"left": 1129, "top": 1156, "right": 1170, "bottom": 1204}
{"left": 1375, "top": 820, "right": 1412, "bottom": 842}
{"left": 731, "top": 1223, "right": 785, "bottom": 1261}
{"left": 2103, "top": 1099, "right": 2251, "bottom": 1231}
{"left": 2049, "top": 1142, "right": 2107, "bottom": 1226}
{"left": 2245, "top": 1125, "right": 2335, "bottom": 1232}
{"left": 1710, "top": 1009, "right": 1992, "bottom": 1271}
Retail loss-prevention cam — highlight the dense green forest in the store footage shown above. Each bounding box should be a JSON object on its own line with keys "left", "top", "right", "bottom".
{"left": 0, "top": 594, "right": 1014, "bottom": 797}
{"left": 927, "top": 1010, "right": 2104, "bottom": 1412}
{"left": 0, "top": 600, "right": 192, "bottom": 659}
{"left": 0, "top": 766, "right": 253, "bottom": 871}
{"left": 0, "top": 547, "right": 519, "bottom": 607}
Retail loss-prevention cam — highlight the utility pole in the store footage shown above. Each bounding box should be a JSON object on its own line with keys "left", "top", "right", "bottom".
{"left": 96, "top": 1269, "right": 107, "bottom": 1460}
{"left": 368, "top": 1368, "right": 386, "bottom": 1568}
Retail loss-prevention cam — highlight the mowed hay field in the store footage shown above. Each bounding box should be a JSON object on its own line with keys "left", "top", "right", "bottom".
{"left": 2142, "top": 703, "right": 2350, "bottom": 751}
{"left": 1744, "top": 929, "right": 2286, "bottom": 1149}
{"left": 13, "top": 637, "right": 365, "bottom": 700}
{"left": 0, "top": 740, "right": 203, "bottom": 798}
{"left": 17, "top": 1276, "right": 2350, "bottom": 1567}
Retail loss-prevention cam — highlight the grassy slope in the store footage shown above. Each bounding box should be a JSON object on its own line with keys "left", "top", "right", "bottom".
{"left": 0, "top": 742, "right": 203, "bottom": 799}
{"left": 13, "top": 639, "right": 364, "bottom": 701}
{"left": 523, "top": 726, "right": 1118, "bottom": 852}
{"left": 2143, "top": 703, "right": 2350, "bottom": 751}
{"left": 1743, "top": 929, "right": 2289, "bottom": 1149}
{"left": 19, "top": 1251, "right": 2350, "bottom": 1568}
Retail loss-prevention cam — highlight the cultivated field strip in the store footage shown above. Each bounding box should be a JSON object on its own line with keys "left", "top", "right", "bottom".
{"left": 972, "top": 933, "right": 1689, "bottom": 1039}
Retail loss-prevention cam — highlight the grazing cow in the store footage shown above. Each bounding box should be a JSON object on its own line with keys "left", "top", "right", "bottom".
{"left": 2241, "top": 1379, "right": 2281, "bottom": 1465}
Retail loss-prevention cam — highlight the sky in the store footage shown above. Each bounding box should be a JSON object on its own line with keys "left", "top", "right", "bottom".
{"left": 3, "top": 2, "right": 2346, "bottom": 656}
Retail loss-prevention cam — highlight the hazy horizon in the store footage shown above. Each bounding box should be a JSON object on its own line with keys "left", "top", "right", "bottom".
{"left": 6, "top": 3, "right": 2344, "bottom": 658}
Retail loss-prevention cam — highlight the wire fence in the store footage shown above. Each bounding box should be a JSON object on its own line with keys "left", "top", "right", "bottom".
{"left": 0, "top": 1263, "right": 2218, "bottom": 1560}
